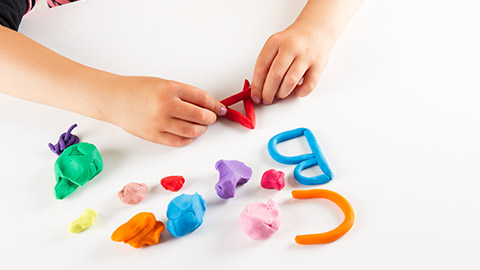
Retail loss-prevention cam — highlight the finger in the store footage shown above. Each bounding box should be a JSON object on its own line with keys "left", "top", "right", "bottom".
{"left": 251, "top": 38, "right": 279, "bottom": 104}
{"left": 153, "top": 132, "right": 193, "bottom": 147}
{"left": 262, "top": 50, "right": 295, "bottom": 105}
{"left": 166, "top": 119, "right": 208, "bottom": 139}
{"left": 276, "top": 59, "right": 309, "bottom": 99}
{"left": 173, "top": 99, "right": 217, "bottom": 125}
{"left": 178, "top": 85, "right": 226, "bottom": 116}
{"left": 293, "top": 66, "right": 322, "bottom": 97}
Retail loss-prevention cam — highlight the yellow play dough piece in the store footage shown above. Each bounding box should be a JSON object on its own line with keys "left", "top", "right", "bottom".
{"left": 68, "top": 208, "right": 98, "bottom": 233}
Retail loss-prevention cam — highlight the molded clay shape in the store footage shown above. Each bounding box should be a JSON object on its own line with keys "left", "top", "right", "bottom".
{"left": 68, "top": 208, "right": 97, "bottom": 233}
{"left": 48, "top": 124, "right": 80, "bottom": 156}
{"left": 268, "top": 127, "right": 333, "bottom": 185}
{"left": 161, "top": 176, "right": 185, "bottom": 192}
{"left": 111, "top": 212, "right": 165, "bottom": 248}
{"left": 118, "top": 182, "right": 148, "bottom": 205}
{"left": 166, "top": 193, "right": 206, "bottom": 237}
{"left": 215, "top": 159, "right": 252, "bottom": 199}
{"left": 220, "top": 79, "right": 256, "bottom": 129}
{"left": 239, "top": 198, "right": 281, "bottom": 240}
{"left": 291, "top": 189, "right": 354, "bottom": 244}
{"left": 261, "top": 169, "right": 285, "bottom": 190}
{"left": 54, "top": 142, "right": 103, "bottom": 200}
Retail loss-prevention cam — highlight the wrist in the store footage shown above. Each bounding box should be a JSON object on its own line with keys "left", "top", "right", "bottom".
{"left": 289, "top": 20, "right": 336, "bottom": 51}
{"left": 96, "top": 74, "right": 131, "bottom": 125}
{"left": 79, "top": 70, "right": 125, "bottom": 125}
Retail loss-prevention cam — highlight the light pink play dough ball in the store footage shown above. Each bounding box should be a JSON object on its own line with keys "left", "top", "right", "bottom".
{"left": 238, "top": 198, "right": 281, "bottom": 240}
{"left": 117, "top": 182, "right": 148, "bottom": 205}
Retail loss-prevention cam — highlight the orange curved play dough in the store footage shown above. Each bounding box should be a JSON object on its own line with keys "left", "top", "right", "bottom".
{"left": 291, "top": 189, "right": 355, "bottom": 245}
{"left": 111, "top": 212, "right": 165, "bottom": 248}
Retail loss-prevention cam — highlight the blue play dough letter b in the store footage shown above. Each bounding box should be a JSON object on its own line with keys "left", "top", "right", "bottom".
{"left": 267, "top": 127, "right": 334, "bottom": 185}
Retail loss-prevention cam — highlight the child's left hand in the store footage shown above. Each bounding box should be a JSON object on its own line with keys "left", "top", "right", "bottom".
{"left": 251, "top": 22, "right": 334, "bottom": 105}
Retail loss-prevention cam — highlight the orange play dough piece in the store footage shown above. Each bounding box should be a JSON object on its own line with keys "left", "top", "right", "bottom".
{"left": 291, "top": 189, "right": 355, "bottom": 245}
{"left": 111, "top": 212, "right": 165, "bottom": 248}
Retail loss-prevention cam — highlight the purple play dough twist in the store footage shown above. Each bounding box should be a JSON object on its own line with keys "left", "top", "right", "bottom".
{"left": 48, "top": 124, "right": 80, "bottom": 156}
{"left": 215, "top": 159, "right": 252, "bottom": 199}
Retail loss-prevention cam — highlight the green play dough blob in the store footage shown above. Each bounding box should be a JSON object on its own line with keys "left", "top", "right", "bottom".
{"left": 54, "top": 142, "right": 103, "bottom": 200}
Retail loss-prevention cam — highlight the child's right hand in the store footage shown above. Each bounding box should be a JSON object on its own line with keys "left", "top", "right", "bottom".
{"left": 107, "top": 76, "right": 226, "bottom": 147}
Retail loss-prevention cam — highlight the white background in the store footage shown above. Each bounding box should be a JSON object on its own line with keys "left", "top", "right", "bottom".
{"left": 0, "top": 0, "right": 479, "bottom": 269}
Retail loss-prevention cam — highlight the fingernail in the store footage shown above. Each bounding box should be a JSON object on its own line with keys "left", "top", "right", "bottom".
{"left": 219, "top": 105, "right": 227, "bottom": 116}
{"left": 298, "top": 77, "right": 304, "bottom": 86}
{"left": 252, "top": 96, "right": 261, "bottom": 104}
{"left": 263, "top": 100, "right": 270, "bottom": 106}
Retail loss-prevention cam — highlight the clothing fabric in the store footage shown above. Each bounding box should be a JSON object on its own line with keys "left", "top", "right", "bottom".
{"left": 47, "top": 0, "right": 78, "bottom": 8}
{"left": 0, "top": 0, "right": 78, "bottom": 31}
{"left": 0, "top": 0, "right": 35, "bottom": 30}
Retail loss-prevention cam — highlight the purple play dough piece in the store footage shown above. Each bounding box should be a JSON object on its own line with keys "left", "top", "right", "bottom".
{"left": 48, "top": 124, "right": 80, "bottom": 156}
{"left": 215, "top": 159, "right": 252, "bottom": 199}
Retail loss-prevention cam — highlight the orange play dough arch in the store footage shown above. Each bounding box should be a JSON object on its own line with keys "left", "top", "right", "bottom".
{"left": 291, "top": 189, "right": 355, "bottom": 245}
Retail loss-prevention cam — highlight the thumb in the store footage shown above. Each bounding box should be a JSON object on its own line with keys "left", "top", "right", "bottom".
{"left": 178, "top": 85, "right": 227, "bottom": 116}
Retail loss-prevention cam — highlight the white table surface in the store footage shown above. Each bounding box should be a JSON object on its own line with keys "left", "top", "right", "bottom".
{"left": 1, "top": 0, "right": 479, "bottom": 269}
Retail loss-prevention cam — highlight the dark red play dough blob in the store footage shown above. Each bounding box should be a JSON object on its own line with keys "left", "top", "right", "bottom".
{"left": 160, "top": 176, "right": 185, "bottom": 192}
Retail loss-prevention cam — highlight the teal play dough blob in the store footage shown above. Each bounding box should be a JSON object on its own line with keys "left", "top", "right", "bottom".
{"left": 54, "top": 142, "right": 103, "bottom": 200}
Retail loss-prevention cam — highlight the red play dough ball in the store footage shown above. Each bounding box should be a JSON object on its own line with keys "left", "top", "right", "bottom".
{"left": 160, "top": 176, "right": 185, "bottom": 192}
{"left": 261, "top": 169, "right": 285, "bottom": 190}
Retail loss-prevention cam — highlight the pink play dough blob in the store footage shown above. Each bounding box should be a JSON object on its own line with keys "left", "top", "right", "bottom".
{"left": 118, "top": 182, "right": 148, "bottom": 205}
{"left": 261, "top": 169, "right": 285, "bottom": 190}
{"left": 238, "top": 198, "right": 281, "bottom": 240}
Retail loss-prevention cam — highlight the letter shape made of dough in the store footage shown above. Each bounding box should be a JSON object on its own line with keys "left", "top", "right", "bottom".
{"left": 268, "top": 127, "right": 333, "bottom": 185}
{"left": 220, "top": 79, "right": 256, "bottom": 129}
{"left": 291, "top": 189, "right": 354, "bottom": 244}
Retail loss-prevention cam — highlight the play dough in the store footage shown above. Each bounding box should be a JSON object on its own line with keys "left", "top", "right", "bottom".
{"left": 166, "top": 193, "right": 206, "bottom": 237}
{"left": 54, "top": 142, "right": 103, "bottom": 200}
{"left": 215, "top": 159, "right": 252, "bottom": 199}
{"left": 291, "top": 189, "right": 354, "bottom": 244}
{"left": 160, "top": 175, "right": 185, "bottom": 192}
{"left": 239, "top": 198, "right": 281, "bottom": 240}
{"left": 48, "top": 123, "right": 80, "bottom": 156}
{"left": 111, "top": 212, "right": 165, "bottom": 248}
{"left": 268, "top": 127, "right": 333, "bottom": 185}
{"left": 68, "top": 208, "right": 97, "bottom": 233}
{"left": 220, "top": 79, "right": 256, "bottom": 129}
{"left": 261, "top": 169, "right": 285, "bottom": 190}
{"left": 118, "top": 182, "right": 148, "bottom": 205}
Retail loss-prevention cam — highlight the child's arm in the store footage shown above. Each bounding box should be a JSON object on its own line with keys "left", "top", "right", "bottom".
{"left": 251, "top": 0, "right": 364, "bottom": 105}
{"left": 0, "top": 26, "right": 226, "bottom": 146}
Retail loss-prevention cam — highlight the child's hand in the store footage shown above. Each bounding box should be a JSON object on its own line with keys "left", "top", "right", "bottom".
{"left": 251, "top": 23, "right": 334, "bottom": 105}
{"left": 108, "top": 76, "right": 226, "bottom": 146}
